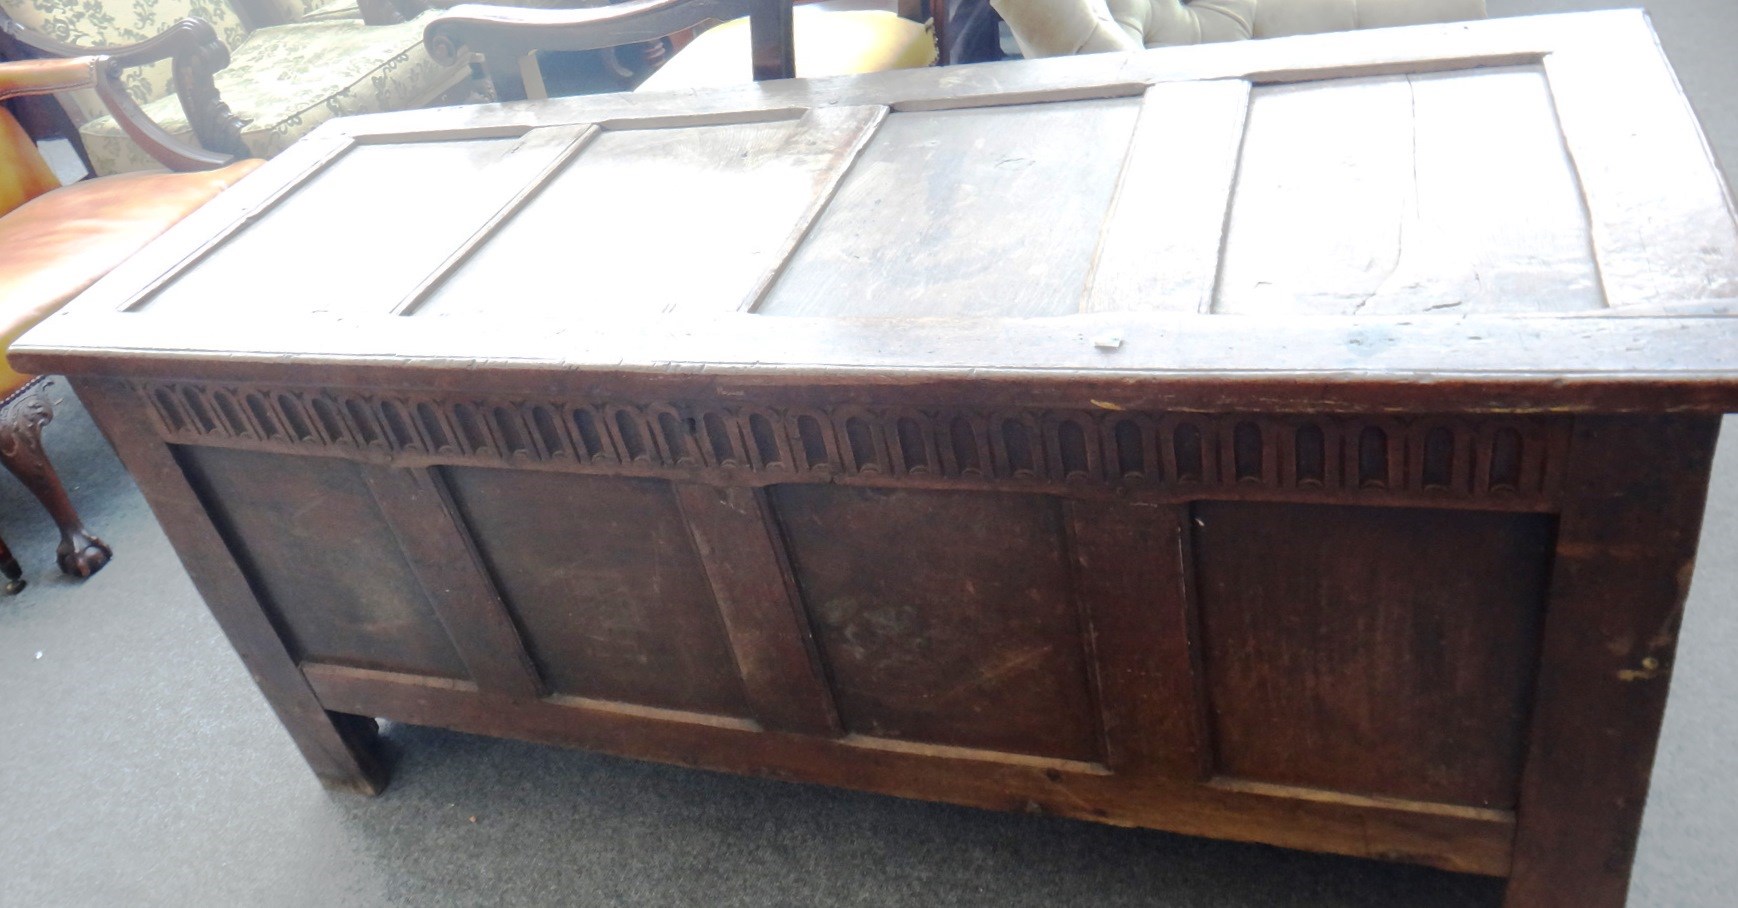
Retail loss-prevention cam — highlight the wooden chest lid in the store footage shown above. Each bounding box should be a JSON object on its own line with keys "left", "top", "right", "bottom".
{"left": 17, "top": 9, "right": 1738, "bottom": 412}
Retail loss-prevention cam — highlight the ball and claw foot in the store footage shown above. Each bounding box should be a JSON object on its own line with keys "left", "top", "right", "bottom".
{"left": 0, "top": 550, "right": 25, "bottom": 595}
{"left": 0, "top": 381, "right": 112, "bottom": 583}
{"left": 58, "top": 530, "right": 112, "bottom": 579}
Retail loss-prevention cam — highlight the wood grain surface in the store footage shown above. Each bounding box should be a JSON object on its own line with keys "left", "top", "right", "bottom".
{"left": 34, "top": 13, "right": 1738, "bottom": 908}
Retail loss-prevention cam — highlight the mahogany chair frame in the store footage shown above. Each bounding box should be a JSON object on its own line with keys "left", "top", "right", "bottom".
{"left": 0, "top": 0, "right": 441, "bottom": 167}
{"left": 0, "top": 53, "right": 235, "bottom": 587}
{"left": 424, "top": 0, "right": 944, "bottom": 102}
{"left": 0, "top": 15, "right": 247, "bottom": 166}
{"left": 427, "top": 0, "right": 797, "bottom": 101}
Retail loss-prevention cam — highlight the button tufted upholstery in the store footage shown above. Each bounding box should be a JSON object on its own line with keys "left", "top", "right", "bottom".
{"left": 990, "top": 0, "right": 1485, "bottom": 58}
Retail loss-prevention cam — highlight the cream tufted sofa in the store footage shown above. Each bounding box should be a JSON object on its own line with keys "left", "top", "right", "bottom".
{"left": 990, "top": 0, "right": 1486, "bottom": 57}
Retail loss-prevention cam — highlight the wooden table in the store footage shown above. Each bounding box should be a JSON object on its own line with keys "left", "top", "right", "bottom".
{"left": 17, "top": 11, "right": 1738, "bottom": 906}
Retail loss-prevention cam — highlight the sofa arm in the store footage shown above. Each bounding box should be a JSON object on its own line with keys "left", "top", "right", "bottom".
{"left": 1, "top": 17, "right": 250, "bottom": 165}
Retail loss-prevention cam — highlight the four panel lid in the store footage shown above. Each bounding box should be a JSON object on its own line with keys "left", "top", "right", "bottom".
{"left": 16, "top": 10, "right": 1738, "bottom": 412}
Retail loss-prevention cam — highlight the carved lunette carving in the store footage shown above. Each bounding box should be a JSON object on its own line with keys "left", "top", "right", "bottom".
{"left": 131, "top": 381, "right": 1570, "bottom": 504}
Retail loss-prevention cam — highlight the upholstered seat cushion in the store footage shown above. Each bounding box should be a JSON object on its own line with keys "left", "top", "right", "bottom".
{"left": 78, "top": 14, "right": 468, "bottom": 175}
{"left": 0, "top": 159, "right": 261, "bottom": 391}
{"left": 637, "top": 9, "right": 935, "bottom": 94}
{"left": 0, "top": 111, "right": 57, "bottom": 219}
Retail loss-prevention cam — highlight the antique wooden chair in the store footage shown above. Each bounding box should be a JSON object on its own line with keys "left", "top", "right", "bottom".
{"left": 0, "top": 0, "right": 470, "bottom": 176}
{"left": 0, "top": 54, "right": 261, "bottom": 589}
{"left": 935, "top": 0, "right": 1005, "bottom": 65}
{"left": 423, "top": 0, "right": 937, "bottom": 102}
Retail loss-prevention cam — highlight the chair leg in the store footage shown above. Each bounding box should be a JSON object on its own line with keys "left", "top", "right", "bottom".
{"left": 0, "top": 530, "right": 25, "bottom": 595}
{"left": 0, "top": 381, "right": 111, "bottom": 579}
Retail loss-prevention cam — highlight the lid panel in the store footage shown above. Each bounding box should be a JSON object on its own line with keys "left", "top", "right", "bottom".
{"left": 16, "top": 10, "right": 1738, "bottom": 412}
{"left": 413, "top": 108, "right": 885, "bottom": 318}
{"left": 1214, "top": 66, "right": 1603, "bottom": 317}
{"left": 1539, "top": 38, "right": 1738, "bottom": 311}
{"left": 137, "top": 132, "right": 584, "bottom": 317}
{"left": 756, "top": 98, "right": 1144, "bottom": 318}
{"left": 1083, "top": 80, "right": 1253, "bottom": 315}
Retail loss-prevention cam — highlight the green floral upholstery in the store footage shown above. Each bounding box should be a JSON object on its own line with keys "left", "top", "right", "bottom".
{"left": 78, "top": 12, "right": 467, "bottom": 175}
{"left": 3, "top": 0, "right": 469, "bottom": 174}
{"left": 0, "top": 0, "right": 250, "bottom": 123}
{"left": 270, "top": 0, "right": 364, "bottom": 21}
{"left": 272, "top": 0, "right": 336, "bottom": 19}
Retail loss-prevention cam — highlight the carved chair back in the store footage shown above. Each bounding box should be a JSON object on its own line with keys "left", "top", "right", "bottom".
{"left": 0, "top": 0, "right": 360, "bottom": 139}
{"left": 0, "top": 0, "right": 258, "bottom": 123}
{"left": 425, "top": 0, "right": 800, "bottom": 102}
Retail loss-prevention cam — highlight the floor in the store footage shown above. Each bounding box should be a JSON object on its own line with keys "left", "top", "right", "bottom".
{"left": 4, "top": 2, "right": 1738, "bottom": 906}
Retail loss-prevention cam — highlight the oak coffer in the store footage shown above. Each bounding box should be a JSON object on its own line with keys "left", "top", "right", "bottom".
{"left": 17, "top": 10, "right": 1738, "bottom": 907}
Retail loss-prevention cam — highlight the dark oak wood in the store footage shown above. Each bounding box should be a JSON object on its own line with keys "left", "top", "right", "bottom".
{"left": 75, "top": 378, "right": 388, "bottom": 795}
{"left": 1504, "top": 416, "right": 1722, "bottom": 907}
{"left": 180, "top": 445, "right": 472, "bottom": 680}
{"left": 21, "top": 13, "right": 1738, "bottom": 907}
{"left": 298, "top": 658, "right": 1518, "bottom": 875}
{"left": 443, "top": 467, "right": 752, "bottom": 716}
{"left": 361, "top": 466, "right": 545, "bottom": 702}
{"left": 1065, "top": 499, "right": 1210, "bottom": 780}
{"left": 1195, "top": 501, "right": 1553, "bottom": 809}
{"left": 773, "top": 484, "right": 1102, "bottom": 761}
{"left": 675, "top": 483, "right": 840, "bottom": 735}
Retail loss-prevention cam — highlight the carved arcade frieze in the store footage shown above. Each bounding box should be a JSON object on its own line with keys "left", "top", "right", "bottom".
{"left": 132, "top": 380, "right": 1569, "bottom": 505}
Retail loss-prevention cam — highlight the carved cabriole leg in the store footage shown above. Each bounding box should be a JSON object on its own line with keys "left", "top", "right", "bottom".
{"left": 0, "top": 380, "right": 112, "bottom": 578}
{"left": 72, "top": 377, "right": 388, "bottom": 795}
